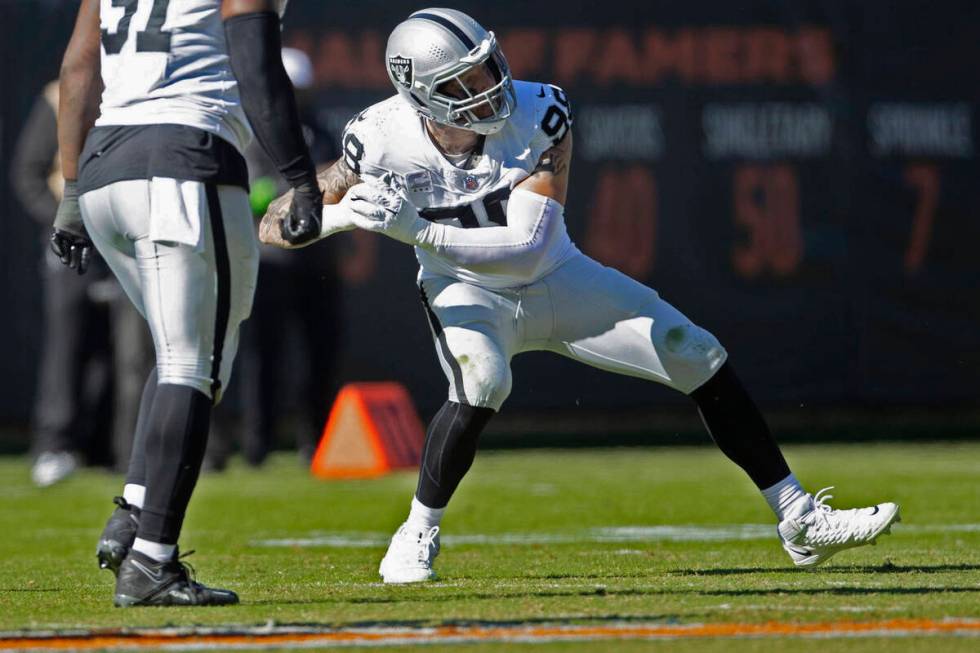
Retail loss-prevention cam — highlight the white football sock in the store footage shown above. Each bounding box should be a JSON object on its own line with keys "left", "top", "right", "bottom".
{"left": 132, "top": 537, "right": 176, "bottom": 563}
{"left": 761, "top": 473, "right": 809, "bottom": 521}
{"left": 123, "top": 483, "right": 145, "bottom": 509}
{"left": 406, "top": 496, "right": 445, "bottom": 532}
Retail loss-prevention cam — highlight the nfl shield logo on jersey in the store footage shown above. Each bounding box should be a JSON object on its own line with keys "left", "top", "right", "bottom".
{"left": 464, "top": 175, "right": 479, "bottom": 191}
{"left": 388, "top": 54, "right": 414, "bottom": 89}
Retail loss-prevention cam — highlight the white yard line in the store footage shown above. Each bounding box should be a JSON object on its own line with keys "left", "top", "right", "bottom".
{"left": 249, "top": 523, "right": 978, "bottom": 549}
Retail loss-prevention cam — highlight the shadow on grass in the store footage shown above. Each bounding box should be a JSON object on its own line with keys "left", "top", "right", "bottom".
{"left": 248, "top": 586, "right": 627, "bottom": 606}
{"left": 247, "top": 581, "right": 979, "bottom": 607}
{"left": 670, "top": 563, "right": 980, "bottom": 576}
{"left": 273, "top": 614, "right": 692, "bottom": 630}
{"left": 700, "top": 586, "right": 979, "bottom": 597}
{"left": 522, "top": 572, "right": 652, "bottom": 580}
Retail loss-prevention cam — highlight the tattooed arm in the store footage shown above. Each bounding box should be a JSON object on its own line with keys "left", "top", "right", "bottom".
{"left": 259, "top": 157, "right": 362, "bottom": 248}
{"left": 515, "top": 131, "right": 572, "bottom": 205}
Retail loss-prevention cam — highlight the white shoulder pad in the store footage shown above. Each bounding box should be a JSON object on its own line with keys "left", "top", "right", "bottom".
{"left": 511, "top": 80, "right": 573, "bottom": 166}
{"left": 530, "top": 81, "right": 573, "bottom": 148}
{"left": 340, "top": 96, "right": 415, "bottom": 181}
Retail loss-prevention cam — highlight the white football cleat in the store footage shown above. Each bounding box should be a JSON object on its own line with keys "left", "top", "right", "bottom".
{"left": 31, "top": 451, "right": 79, "bottom": 488}
{"left": 379, "top": 523, "right": 440, "bottom": 584}
{"left": 778, "top": 487, "right": 900, "bottom": 567}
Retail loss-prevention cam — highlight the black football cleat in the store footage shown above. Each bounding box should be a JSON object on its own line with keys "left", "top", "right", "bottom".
{"left": 96, "top": 496, "right": 140, "bottom": 575}
{"left": 114, "top": 549, "right": 239, "bottom": 607}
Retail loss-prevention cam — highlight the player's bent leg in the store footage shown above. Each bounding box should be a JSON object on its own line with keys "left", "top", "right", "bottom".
{"left": 112, "top": 382, "right": 238, "bottom": 606}
{"left": 131, "top": 382, "right": 213, "bottom": 545}
{"left": 546, "top": 254, "right": 900, "bottom": 566}
{"left": 545, "top": 254, "right": 725, "bottom": 393}
{"left": 690, "top": 363, "right": 792, "bottom": 492}
{"left": 691, "top": 363, "right": 900, "bottom": 564}
{"left": 380, "top": 358, "right": 503, "bottom": 584}
{"left": 96, "top": 367, "right": 157, "bottom": 575}
{"left": 379, "top": 356, "right": 501, "bottom": 584}
{"left": 416, "top": 402, "right": 497, "bottom": 509}
{"left": 82, "top": 183, "right": 153, "bottom": 574}
{"left": 131, "top": 228, "right": 218, "bottom": 555}
{"left": 109, "top": 182, "right": 253, "bottom": 604}
{"left": 138, "top": 185, "right": 258, "bottom": 401}
{"left": 381, "top": 280, "right": 513, "bottom": 583}
{"left": 380, "top": 401, "right": 496, "bottom": 584}
{"left": 420, "top": 278, "right": 516, "bottom": 410}
{"left": 438, "top": 327, "right": 513, "bottom": 410}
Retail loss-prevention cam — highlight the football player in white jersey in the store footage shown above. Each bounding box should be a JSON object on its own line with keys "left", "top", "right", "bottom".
{"left": 262, "top": 8, "right": 900, "bottom": 583}
{"left": 55, "top": 0, "right": 322, "bottom": 605}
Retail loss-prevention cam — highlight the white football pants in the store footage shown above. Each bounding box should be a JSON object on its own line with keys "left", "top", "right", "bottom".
{"left": 80, "top": 179, "right": 258, "bottom": 403}
{"left": 420, "top": 252, "right": 728, "bottom": 411}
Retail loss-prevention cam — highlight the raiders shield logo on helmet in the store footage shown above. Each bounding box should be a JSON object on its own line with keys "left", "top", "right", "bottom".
{"left": 388, "top": 54, "right": 414, "bottom": 89}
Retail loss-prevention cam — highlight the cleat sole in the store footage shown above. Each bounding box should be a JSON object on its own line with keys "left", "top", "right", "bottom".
{"left": 114, "top": 593, "right": 240, "bottom": 608}
{"left": 113, "top": 594, "right": 142, "bottom": 608}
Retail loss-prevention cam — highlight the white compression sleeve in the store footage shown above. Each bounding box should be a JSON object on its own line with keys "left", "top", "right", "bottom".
{"left": 416, "top": 189, "right": 565, "bottom": 277}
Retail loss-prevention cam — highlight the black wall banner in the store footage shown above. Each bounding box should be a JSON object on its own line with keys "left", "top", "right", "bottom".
{"left": 1, "top": 1, "right": 977, "bottom": 422}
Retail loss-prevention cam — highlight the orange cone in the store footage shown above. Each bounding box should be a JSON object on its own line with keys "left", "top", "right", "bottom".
{"left": 310, "top": 382, "right": 425, "bottom": 479}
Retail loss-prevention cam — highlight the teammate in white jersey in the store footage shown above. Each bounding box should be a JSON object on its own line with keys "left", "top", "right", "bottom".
{"left": 262, "top": 8, "right": 900, "bottom": 583}
{"left": 55, "top": 0, "right": 323, "bottom": 606}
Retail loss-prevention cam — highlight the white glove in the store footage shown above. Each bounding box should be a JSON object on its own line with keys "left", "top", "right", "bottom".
{"left": 347, "top": 181, "right": 429, "bottom": 245}
{"left": 319, "top": 198, "right": 358, "bottom": 239}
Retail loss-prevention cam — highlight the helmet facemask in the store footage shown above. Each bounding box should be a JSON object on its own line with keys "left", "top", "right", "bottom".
{"left": 424, "top": 32, "right": 516, "bottom": 135}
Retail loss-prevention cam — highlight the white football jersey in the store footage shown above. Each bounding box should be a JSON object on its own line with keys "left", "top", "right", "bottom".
{"left": 343, "top": 80, "right": 577, "bottom": 289}
{"left": 96, "top": 0, "right": 251, "bottom": 153}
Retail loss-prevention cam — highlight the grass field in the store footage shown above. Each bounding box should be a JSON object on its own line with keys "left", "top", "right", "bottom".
{"left": 1, "top": 442, "right": 978, "bottom": 650}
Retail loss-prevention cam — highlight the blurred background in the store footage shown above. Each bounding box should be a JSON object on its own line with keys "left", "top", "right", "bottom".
{"left": 1, "top": 1, "right": 978, "bottom": 476}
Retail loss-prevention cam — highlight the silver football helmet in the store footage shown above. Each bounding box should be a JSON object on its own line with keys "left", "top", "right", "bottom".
{"left": 385, "top": 8, "right": 516, "bottom": 135}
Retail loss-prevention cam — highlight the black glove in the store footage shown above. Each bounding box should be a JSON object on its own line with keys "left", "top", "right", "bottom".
{"left": 50, "top": 180, "right": 93, "bottom": 275}
{"left": 280, "top": 177, "right": 323, "bottom": 246}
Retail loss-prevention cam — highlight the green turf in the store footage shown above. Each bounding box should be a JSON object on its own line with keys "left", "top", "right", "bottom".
{"left": 1, "top": 442, "right": 978, "bottom": 650}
